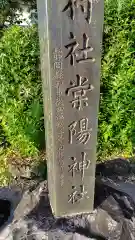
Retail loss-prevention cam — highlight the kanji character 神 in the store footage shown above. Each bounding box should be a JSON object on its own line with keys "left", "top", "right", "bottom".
{"left": 68, "top": 152, "right": 91, "bottom": 179}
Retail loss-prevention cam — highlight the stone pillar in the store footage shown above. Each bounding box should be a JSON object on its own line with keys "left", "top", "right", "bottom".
{"left": 37, "top": 0, "right": 104, "bottom": 216}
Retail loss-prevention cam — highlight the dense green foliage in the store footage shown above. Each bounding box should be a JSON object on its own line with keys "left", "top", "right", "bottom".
{"left": 98, "top": 0, "right": 135, "bottom": 160}
{"left": 0, "top": 0, "right": 135, "bottom": 183}
{"left": 0, "top": 26, "right": 44, "bottom": 184}
{"left": 0, "top": 25, "right": 44, "bottom": 156}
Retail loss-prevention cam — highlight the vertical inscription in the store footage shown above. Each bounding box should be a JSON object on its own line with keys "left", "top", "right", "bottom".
{"left": 53, "top": 48, "right": 63, "bottom": 80}
{"left": 54, "top": 48, "right": 64, "bottom": 187}
{"left": 62, "top": 0, "right": 95, "bottom": 205}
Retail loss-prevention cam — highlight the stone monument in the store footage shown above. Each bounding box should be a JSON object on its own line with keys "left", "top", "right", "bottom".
{"left": 37, "top": 0, "right": 104, "bottom": 216}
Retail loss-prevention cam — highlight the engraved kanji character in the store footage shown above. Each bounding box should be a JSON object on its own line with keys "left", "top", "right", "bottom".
{"left": 68, "top": 157, "right": 78, "bottom": 178}
{"left": 69, "top": 121, "right": 77, "bottom": 144}
{"left": 76, "top": 33, "right": 94, "bottom": 63}
{"left": 66, "top": 74, "right": 94, "bottom": 110}
{"left": 65, "top": 32, "right": 79, "bottom": 66}
{"left": 65, "top": 33, "right": 95, "bottom": 65}
{"left": 79, "top": 152, "right": 91, "bottom": 180}
{"left": 68, "top": 185, "right": 89, "bottom": 204}
{"left": 77, "top": 118, "right": 91, "bottom": 144}
{"left": 54, "top": 61, "right": 62, "bottom": 70}
{"left": 53, "top": 48, "right": 63, "bottom": 70}
{"left": 69, "top": 118, "right": 92, "bottom": 144}
{"left": 79, "top": 184, "right": 89, "bottom": 200}
{"left": 53, "top": 48, "right": 63, "bottom": 61}
{"left": 68, "top": 186, "right": 78, "bottom": 204}
{"left": 68, "top": 152, "right": 91, "bottom": 179}
{"left": 62, "top": 0, "right": 92, "bottom": 24}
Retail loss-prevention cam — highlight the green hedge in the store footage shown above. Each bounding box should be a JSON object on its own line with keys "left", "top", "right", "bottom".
{"left": 0, "top": 26, "right": 44, "bottom": 167}
{"left": 98, "top": 0, "right": 135, "bottom": 159}
{"left": 0, "top": 0, "right": 135, "bottom": 184}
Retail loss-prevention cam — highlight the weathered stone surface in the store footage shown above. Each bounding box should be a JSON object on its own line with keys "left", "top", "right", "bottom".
{"left": 1, "top": 172, "right": 135, "bottom": 240}
{"left": 37, "top": 0, "right": 104, "bottom": 216}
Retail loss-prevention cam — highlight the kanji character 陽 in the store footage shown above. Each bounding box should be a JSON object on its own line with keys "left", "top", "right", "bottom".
{"left": 69, "top": 118, "right": 92, "bottom": 144}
